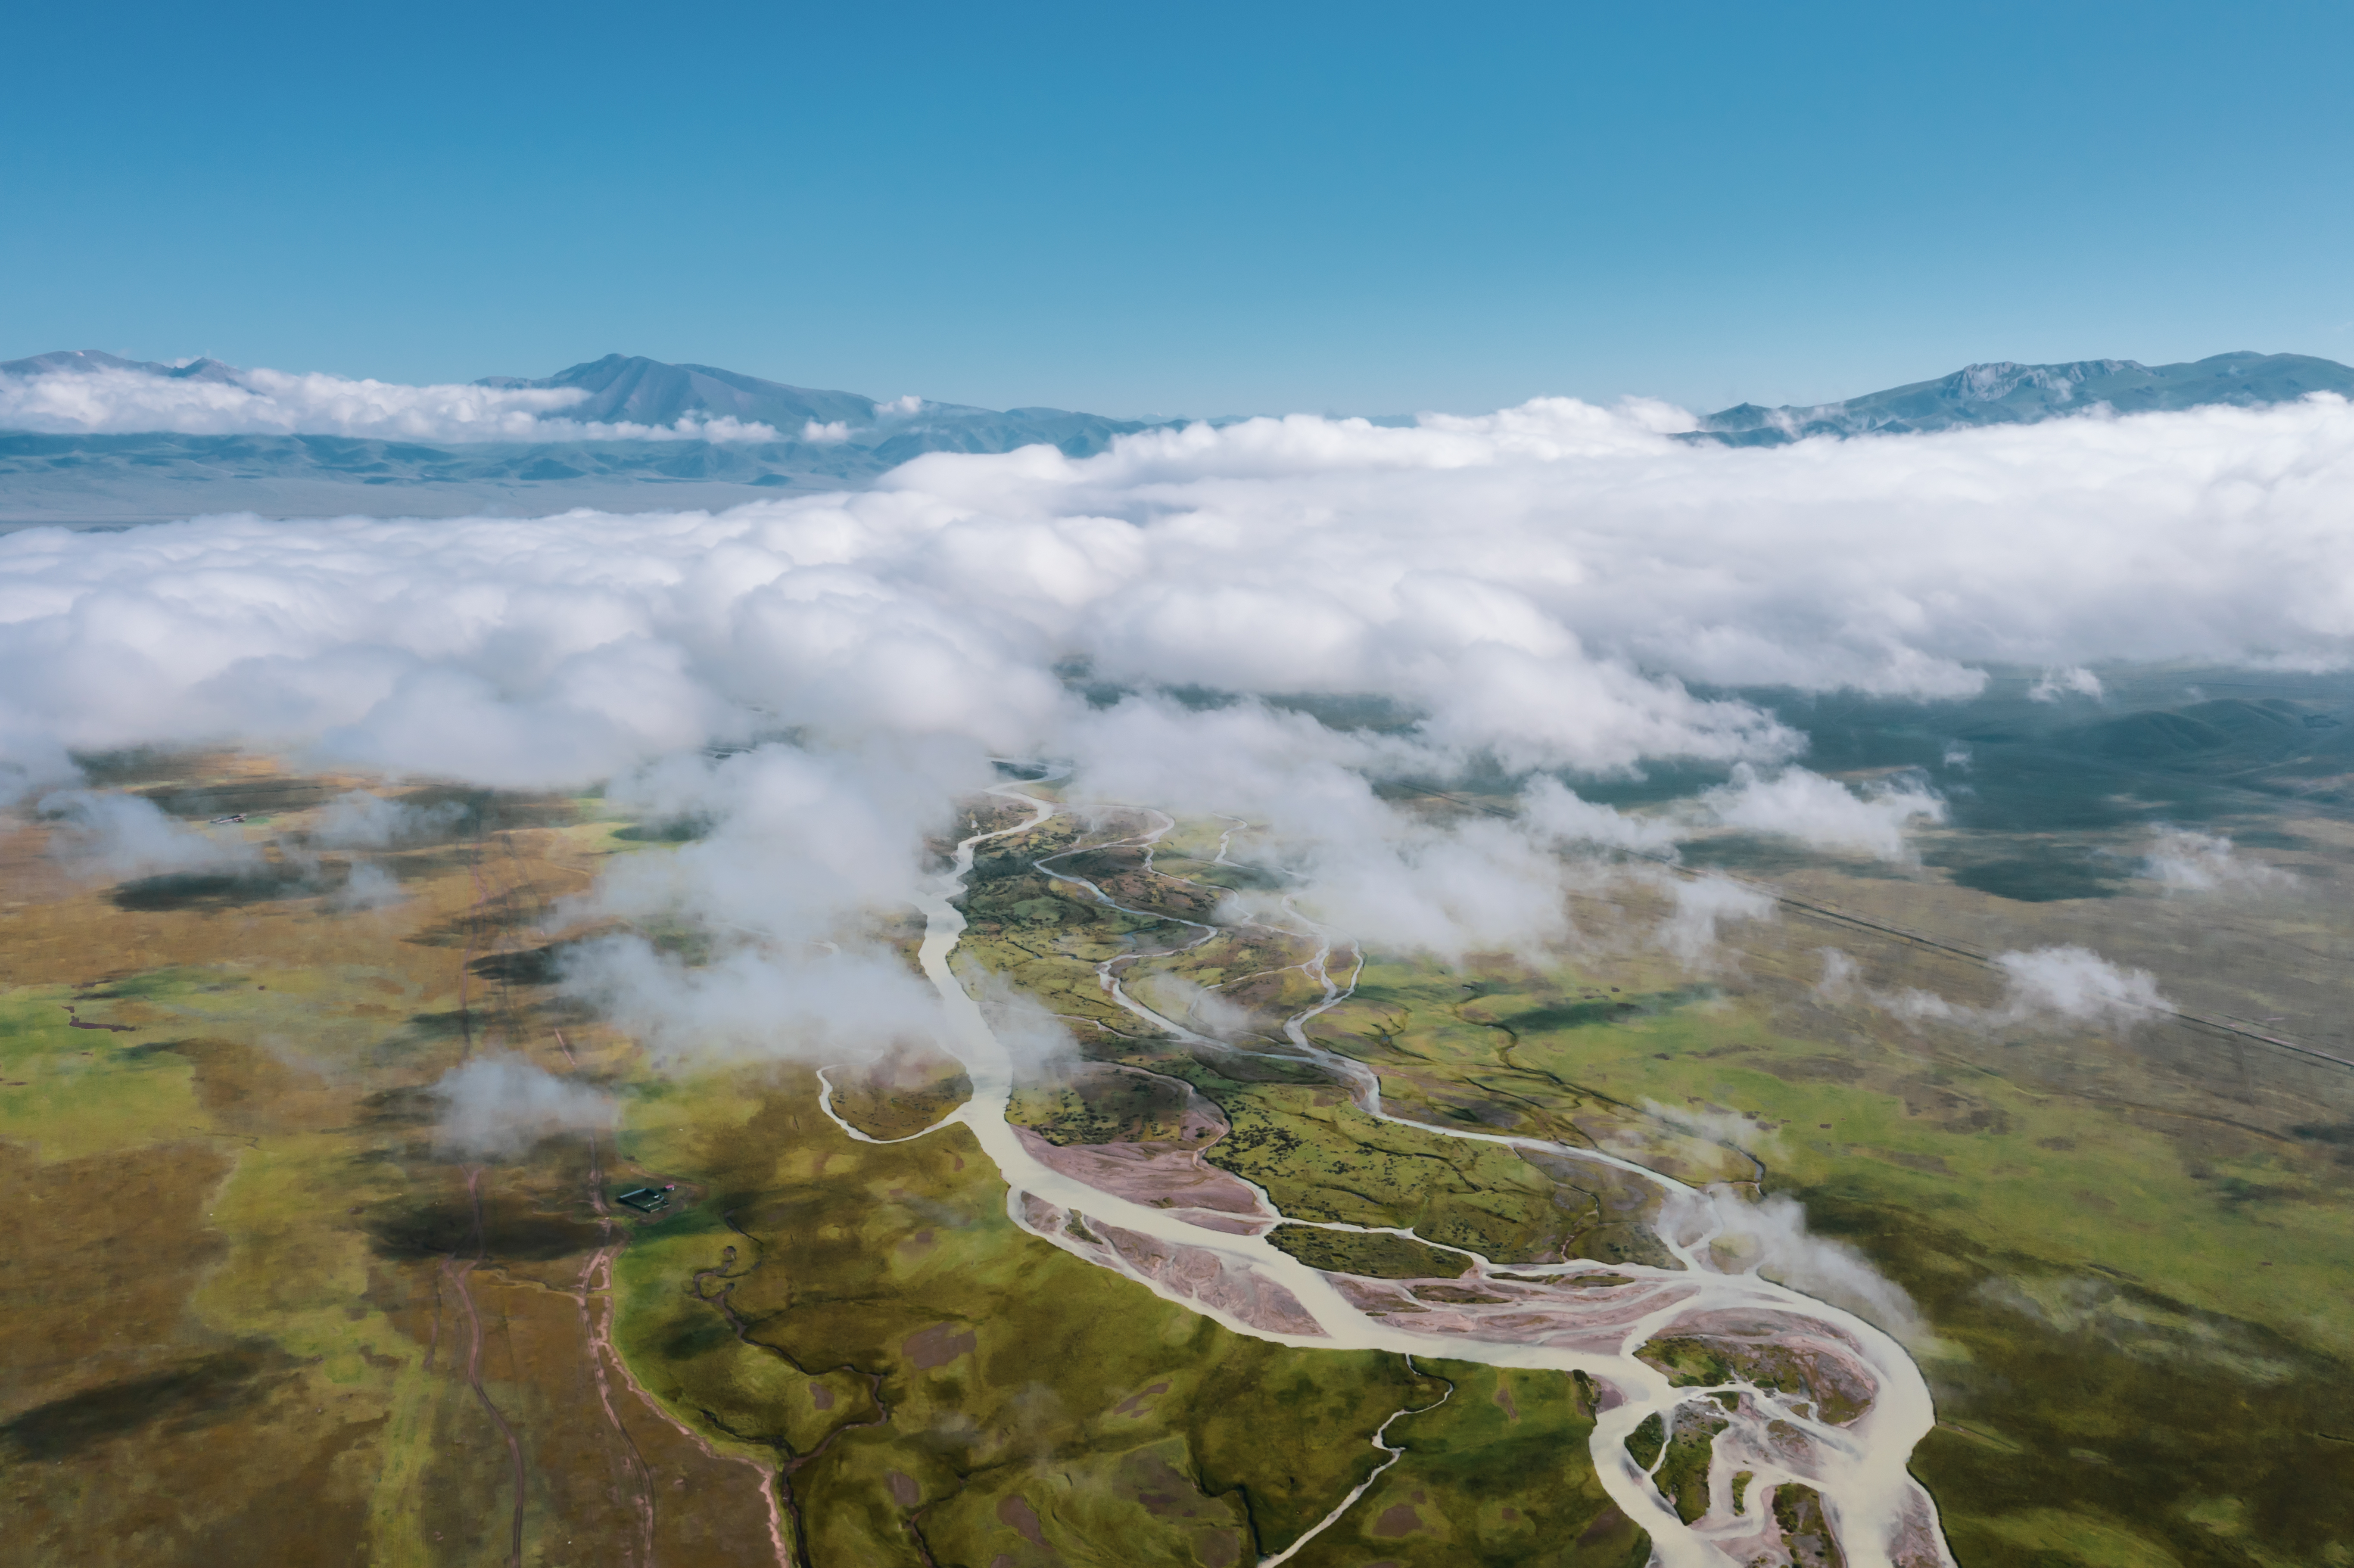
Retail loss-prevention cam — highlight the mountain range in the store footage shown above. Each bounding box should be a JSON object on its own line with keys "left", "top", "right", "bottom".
{"left": 3, "top": 349, "right": 2349, "bottom": 525}
{"left": 0, "top": 352, "right": 1183, "bottom": 526}
{"left": 1690, "top": 351, "right": 2354, "bottom": 445}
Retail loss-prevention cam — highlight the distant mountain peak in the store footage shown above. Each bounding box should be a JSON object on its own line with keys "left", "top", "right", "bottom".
{"left": 1695, "top": 351, "right": 2354, "bottom": 445}
{"left": 474, "top": 353, "right": 879, "bottom": 431}
{"left": 1950, "top": 358, "right": 2139, "bottom": 403}
{"left": 0, "top": 348, "right": 244, "bottom": 383}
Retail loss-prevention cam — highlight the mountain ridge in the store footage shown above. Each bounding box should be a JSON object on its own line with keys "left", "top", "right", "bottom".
{"left": 1694, "top": 351, "right": 2354, "bottom": 445}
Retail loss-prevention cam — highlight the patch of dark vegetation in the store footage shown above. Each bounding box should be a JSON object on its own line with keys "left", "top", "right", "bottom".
{"left": 356, "top": 1083, "right": 442, "bottom": 1128}
{"left": 392, "top": 1009, "right": 473, "bottom": 1042}
{"left": 109, "top": 865, "right": 324, "bottom": 912}
{"left": 71, "top": 966, "right": 244, "bottom": 1000}
{"left": 1687, "top": 834, "right": 1915, "bottom": 880}
{"left": 1011, "top": 1066, "right": 1194, "bottom": 1146}
{"left": 137, "top": 775, "right": 342, "bottom": 820}
{"left": 363, "top": 1195, "right": 603, "bottom": 1263}
{"left": 0, "top": 1347, "right": 301, "bottom": 1459}
{"left": 1624, "top": 1411, "right": 1666, "bottom": 1470}
{"left": 1050, "top": 847, "right": 1145, "bottom": 883}
{"left": 465, "top": 790, "right": 578, "bottom": 830}
{"left": 1265, "top": 1226, "right": 1470, "bottom": 1279}
{"left": 2290, "top": 1121, "right": 2354, "bottom": 1145}
{"left": 466, "top": 941, "right": 582, "bottom": 986}
{"left": 612, "top": 815, "right": 712, "bottom": 843}
{"left": 1651, "top": 1403, "right": 1731, "bottom": 1524}
{"left": 65, "top": 745, "right": 199, "bottom": 787}
{"left": 1771, "top": 1482, "right": 1845, "bottom": 1568}
{"left": 1931, "top": 851, "right": 2124, "bottom": 902}
{"left": 1189, "top": 1046, "right": 1328, "bottom": 1086}
{"left": 1501, "top": 986, "right": 1715, "bottom": 1036}
{"left": 1637, "top": 1337, "right": 1866, "bottom": 1426}
{"left": 966, "top": 845, "right": 1040, "bottom": 884}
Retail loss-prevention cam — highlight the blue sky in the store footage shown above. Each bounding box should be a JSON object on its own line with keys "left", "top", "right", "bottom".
{"left": 6, "top": 1, "right": 2351, "bottom": 416}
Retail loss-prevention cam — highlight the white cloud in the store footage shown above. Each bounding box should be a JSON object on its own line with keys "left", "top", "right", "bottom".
{"left": 2028, "top": 666, "right": 2105, "bottom": 702}
{"left": 12, "top": 395, "right": 2354, "bottom": 794}
{"left": 0, "top": 362, "right": 779, "bottom": 443}
{"left": 1, "top": 392, "right": 2346, "bottom": 1057}
{"left": 1700, "top": 764, "right": 1946, "bottom": 860}
{"left": 562, "top": 935, "right": 947, "bottom": 1070}
{"left": 310, "top": 790, "right": 466, "bottom": 847}
{"left": 429, "top": 1053, "right": 617, "bottom": 1159}
{"left": 1993, "top": 945, "right": 2170, "bottom": 1025}
{"left": 329, "top": 860, "right": 409, "bottom": 910}
{"left": 1656, "top": 873, "right": 1777, "bottom": 967}
{"left": 2138, "top": 828, "right": 2292, "bottom": 893}
{"left": 39, "top": 790, "right": 259, "bottom": 879}
{"left": 1519, "top": 775, "right": 1680, "bottom": 855}
{"left": 1813, "top": 946, "right": 1864, "bottom": 1002}
{"left": 1827, "top": 943, "right": 2170, "bottom": 1032}
{"left": 1674, "top": 1185, "right": 1925, "bottom": 1342}
{"left": 1131, "top": 973, "right": 1265, "bottom": 1041}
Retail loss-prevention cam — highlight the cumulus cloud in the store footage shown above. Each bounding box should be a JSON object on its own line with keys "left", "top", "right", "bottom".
{"left": 0, "top": 361, "right": 779, "bottom": 443}
{"left": 39, "top": 790, "right": 258, "bottom": 879}
{"left": 12, "top": 395, "right": 2354, "bottom": 795}
{"left": 1993, "top": 945, "right": 2170, "bottom": 1025}
{"left": 970, "top": 971, "right": 1082, "bottom": 1075}
{"left": 310, "top": 790, "right": 467, "bottom": 847}
{"left": 1700, "top": 764, "right": 1946, "bottom": 861}
{"left": 1272, "top": 814, "right": 1590, "bottom": 962}
{"left": 2028, "top": 666, "right": 2105, "bottom": 702}
{"left": 562, "top": 936, "right": 947, "bottom": 1070}
{"left": 1657, "top": 873, "right": 1777, "bottom": 967}
{"left": 1520, "top": 775, "right": 1679, "bottom": 855}
{"left": 1813, "top": 947, "right": 1865, "bottom": 1003}
{"left": 1675, "top": 1185, "right": 1925, "bottom": 1341}
{"left": 2138, "top": 828, "right": 2292, "bottom": 893}
{"left": 1821, "top": 944, "right": 2170, "bottom": 1031}
{"left": 329, "top": 860, "right": 409, "bottom": 911}
{"left": 429, "top": 1053, "right": 617, "bottom": 1159}
{"left": 1120, "top": 971, "right": 1266, "bottom": 1041}
{"left": 2, "top": 392, "right": 2347, "bottom": 1066}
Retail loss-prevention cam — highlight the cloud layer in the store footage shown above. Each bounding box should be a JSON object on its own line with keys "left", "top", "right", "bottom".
{"left": 5, "top": 392, "right": 2346, "bottom": 1056}
{"left": 10, "top": 392, "right": 2354, "bottom": 790}
{"left": 0, "top": 362, "right": 780, "bottom": 442}
{"left": 429, "top": 1053, "right": 619, "bottom": 1158}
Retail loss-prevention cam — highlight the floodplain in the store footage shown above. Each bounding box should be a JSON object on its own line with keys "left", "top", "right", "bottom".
{"left": 6, "top": 670, "right": 2354, "bottom": 1567}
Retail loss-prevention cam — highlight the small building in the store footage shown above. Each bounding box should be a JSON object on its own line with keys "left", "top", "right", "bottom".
{"left": 615, "top": 1187, "right": 669, "bottom": 1214}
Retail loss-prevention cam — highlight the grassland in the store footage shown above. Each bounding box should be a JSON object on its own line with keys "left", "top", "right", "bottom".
{"left": 17, "top": 707, "right": 2354, "bottom": 1568}
{"left": 1296, "top": 936, "right": 2354, "bottom": 1567}
{"left": 607, "top": 1064, "right": 1653, "bottom": 1566}
{"left": 0, "top": 755, "right": 1650, "bottom": 1567}
{"left": 944, "top": 785, "right": 2354, "bottom": 1568}
{"left": 0, "top": 755, "right": 785, "bottom": 1566}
